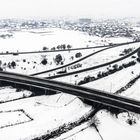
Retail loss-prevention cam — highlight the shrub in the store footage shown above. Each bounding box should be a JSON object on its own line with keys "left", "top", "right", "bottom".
{"left": 67, "top": 44, "right": 72, "bottom": 49}
{"left": 75, "top": 52, "right": 82, "bottom": 58}
{"left": 11, "top": 61, "right": 16, "bottom": 68}
{"left": 112, "top": 64, "right": 118, "bottom": 70}
{"left": 41, "top": 58, "right": 47, "bottom": 65}
{"left": 127, "top": 118, "right": 136, "bottom": 125}
{"left": 54, "top": 54, "right": 63, "bottom": 65}
{"left": 42, "top": 46, "right": 48, "bottom": 51}
{"left": 23, "top": 59, "right": 26, "bottom": 62}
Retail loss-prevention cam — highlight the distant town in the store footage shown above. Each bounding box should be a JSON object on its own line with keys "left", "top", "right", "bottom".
{"left": 0, "top": 18, "right": 140, "bottom": 41}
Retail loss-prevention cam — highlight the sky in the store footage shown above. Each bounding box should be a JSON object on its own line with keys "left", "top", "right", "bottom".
{"left": 0, "top": 0, "right": 140, "bottom": 19}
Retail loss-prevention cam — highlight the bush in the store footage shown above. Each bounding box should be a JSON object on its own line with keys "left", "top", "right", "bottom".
{"left": 54, "top": 54, "right": 63, "bottom": 65}
{"left": 41, "top": 58, "right": 47, "bottom": 65}
{"left": 75, "top": 52, "right": 82, "bottom": 58}
{"left": 112, "top": 64, "right": 118, "bottom": 70}
{"left": 127, "top": 118, "right": 136, "bottom": 125}
{"left": 11, "top": 61, "right": 16, "bottom": 68}
{"left": 67, "top": 44, "right": 72, "bottom": 49}
{"left": 23, "top": 59, "right": 26, "bottom": 62}
{"left": 42, "top": 46, "right": 48, "bottom": 51}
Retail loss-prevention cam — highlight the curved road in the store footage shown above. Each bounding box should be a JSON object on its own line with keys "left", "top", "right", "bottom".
{"left": 45, "top": 47, "right": 140, "bottom": 79}
{"left": 31, "top": 41, "right": 138, "bottom": 76}
{"left": 31, "top": 46, "right": 110, "bottom": 76}
{"left": 0, "top": 71, "right": 140, "bottom": 114}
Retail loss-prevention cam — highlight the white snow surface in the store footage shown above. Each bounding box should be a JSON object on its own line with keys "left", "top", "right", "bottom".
{"left": 85, "top": 62, "right": 140, "bottom": 93}
{"left": 37, "top": 41, "right": 140, "bottom": 78}
{"left": 0, "top": 28, "right": 132, "bottom": 52}
{"left": 0, "top": 86, "right": 32, "bottom": 102}
{"left": 95, "top": 110, "right": 140, "bottom": 140}
{"left": 0, "top": 93, "right": 92, "bottom": 140}
{"left": 0, "top": 47, "right": 101, "bottom": 75}
{"left": 0, "top": 28, "right": 139, "bottom": 140}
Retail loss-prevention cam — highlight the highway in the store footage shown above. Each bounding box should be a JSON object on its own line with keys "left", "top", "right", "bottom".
{"left": 31, "top": 46, "right": 110, "bottom": 76}
{"left": 0, "top": 71, "right": 140, "bottom": 114}
{"left": 31, "top": 41, "right": 138, "bottom": 76}
{"left": 45, "top": 46, "right": 140, "bottom": 79}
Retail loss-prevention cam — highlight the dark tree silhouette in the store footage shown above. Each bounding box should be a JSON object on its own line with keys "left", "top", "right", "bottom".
{"left": 75, "top": 52, "right": 82, "bottom": 58}
{"left": 41, "top": 58, "right": 47, "bottom": 65}
{"left": 54, "top": 54, "right": 63, "bottom": 65}
{"left": 11, "top": 61, "right": 16, "bottom": 68}
{"left": 42, "top": 46, "right": 48, "bottom": 51}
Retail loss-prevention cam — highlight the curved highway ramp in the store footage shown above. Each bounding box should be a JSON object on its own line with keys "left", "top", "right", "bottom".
{"left": 0, "top": 71, "right": 140, "bottom": 139}
{"left": 0, "top": 71, "right": 140, "bottom": 114}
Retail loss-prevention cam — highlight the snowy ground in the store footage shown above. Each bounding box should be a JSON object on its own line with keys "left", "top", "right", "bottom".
{"left": 1, "top": 87, "right": 140, "bottom": 140}
{"left": 0, "top": 27, "right": 140, "bottom": 140}
{"left": 85, "top": 60, "right": 140, "bottom": 93}
{"left": 0, "top": 86, "right": 32, "bottom": 103}
{"left": 0, "top": 28, "right": 133, "bottom": 75}
{"left": 94, "top": 110, "right": 140, "bottom": 140}
{"left": 52, "top": 123, "right": 101, "bottom": 140}
{"left": 53, "top": 44, "right": 139, "bottom": 85}
{"left": 36, "top": 41, "right": 140, "bottom": 78}
{"left": 0, "top": 47, "right": 101, "bottom": 75}
{"left": 133, "top": 27, "right": 140, "bottom": 32}
{"left": 120, "top": 78, "right": 140, "bottom": 100}
{"left": 0, "top": 89, "right": 93, "bottom": 140}
{"left": 0, "top": 28, "right": 132, "bottom": 53}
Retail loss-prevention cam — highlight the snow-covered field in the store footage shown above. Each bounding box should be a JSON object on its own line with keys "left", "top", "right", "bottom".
{"left": 133, "top": 27, "right": 140, "bottom": 32}
{"left": 0, "top": 27, "right": 140, "bottom": 140}
{"left": 0, "top": 109, "right": 32, "bottom": 129}
{"left": 0, "top": 93, "right": 92, "bottom": 140}
{"left": 0, "top": 47, "right": 101, "bottom": 75}
{"left": 85, "top": 61, "right": 140, "bottom": 93}
{"left": 35, "top": 41, "right": 140, "bottom": 78}
{"left": 94, "top": 110, "right": 140, "bottom": 140}
{"left": 0, "top": 28, "right": 133, "bottom": 75}
{"left": 0, "top": 86, "right": 32, "bottom": 102}
{"left": 0, "top": 28, "right": 132, "bottom": 53}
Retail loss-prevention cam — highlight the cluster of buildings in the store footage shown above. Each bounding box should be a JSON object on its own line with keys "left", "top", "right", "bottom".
{"left": 0, "top": 18, "right": 140, "bottom": 40}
